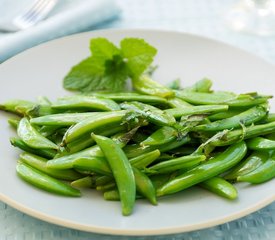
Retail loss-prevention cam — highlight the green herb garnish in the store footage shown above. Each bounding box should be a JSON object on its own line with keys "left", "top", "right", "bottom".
{"left": 63, "top": 38, "right": 157, "bottom": 92}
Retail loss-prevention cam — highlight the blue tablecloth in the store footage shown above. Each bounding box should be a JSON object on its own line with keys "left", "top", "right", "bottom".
{"left": 1, "top": 0, "right": 275, "bottom": 239}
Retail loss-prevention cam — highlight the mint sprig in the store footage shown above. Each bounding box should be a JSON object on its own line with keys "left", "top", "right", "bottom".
{"left": 63, "top": 37, "right": 157, "bottom": 92}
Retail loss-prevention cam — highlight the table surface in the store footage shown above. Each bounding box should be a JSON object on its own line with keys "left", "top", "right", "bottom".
{"left": 1, "top": 0, "right": 275, "bottom": 239}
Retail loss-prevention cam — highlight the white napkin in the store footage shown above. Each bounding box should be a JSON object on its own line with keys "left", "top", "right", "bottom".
{"left": 0, "top": 0, "right": 120, "bottom": 62}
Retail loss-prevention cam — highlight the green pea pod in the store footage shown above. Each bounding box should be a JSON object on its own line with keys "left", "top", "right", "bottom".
{"left": 103, "top": 189, "right": 143, "bottom": 201}
{"left": 71, "top": 176, "right": 96, "bottom": 188}
{"left": 165, "top": 105, "right": 229, "bottom": 118}
{"left": 89, "top": 92, "right": 167, "bottom": 105}
{"left": 132, "top": 75, "right": 175, "bottom": 98}
{"left": 92, "top": 134, "right": 136, "bottom": 216}
{"left": 147, "top": 155, "right": 206, "bottom": 175}
{"left": 38, "top": 125, "right": 63, "bottom": 137}
{"left": 175, "top": 90, "right": 236, "bottom": 105}
{"left": 19, "top": 152, "right": 82, "bottom": 181}
{"left": 166, "top": 98, "right": 192, "bottom": 108}
{"left": 47, "top": 132, "right": 131, "bottom": 169}
{"left": 0, "top": 99, "right": 36, "bottom": 116}
{"left": 176, "top": 91, "right": 270, "bottom": 107}
{"left": 17, "top": 118, "right": 58, "bottom": 150}
{"left": 120, "top": 102, "right": 176, "bottom": 126}
{"left": 129, "top": 150, "right": 160, "bottom": 169}
{"left": 150, "top": 174, "right": 172, "bottom": 189}
{"left": 157, "top": 141, "right": 247, "bottom": 196}
{"left": 224, "top": 151, "right": 270, "bottom": 180}
{"left": 211, "top": 121, "right": 275, "bottom": 146}
{"left": 124, "top": 135, "right": 190, "bottom": 159}
{"left": 141, "top": 126, "right": 177, "bottom": 146}
{"left": 62, "top": 111, "right": 126, "bottom": 144}
{"left": 73, "top": 157, "right": 112, "bottom": 176}
{"left": 60, "top": 125, "right": 125, "bottom": 155}
{"left": 96, "top": 182, "right": 116, "bottom": 191}
{"left": 132, "top": 167, "right": 157, "bottom": 205}
{"left": 27, "top": 104, "right": 65, "bottom": 117}
{"left": 208, "top": 109, "right": 244, "bottom": 121}
{"left": 30, "top": 112, "right": 104, "bottom": 126}
{"left": 10, "top": 137, "right": 56, "bottom": 159}
{"left": 237, "top": 152, "right": 275, "bottom": 184}
{"left": 194, "top": 105, "right": 267, "bottom": 132}
{"left": 52, "top": 95, "right": 120, "bottom": 111}
{"left": 247, "top": 137, "right": 275, "bottom": 150}
{"left": 199, "top": 177, "right": 238, "bottom": 200}
{"left": 226, "top": 94, "right": 272, "bottom": 107}
{"left": 95, "top": 175, "right": 114, "bottom": 186}
{"left": 183, "top": 78, "right": 213, "bottom": 93}
{"left": 16, "top": 162, "right": 81, "bottom": 197}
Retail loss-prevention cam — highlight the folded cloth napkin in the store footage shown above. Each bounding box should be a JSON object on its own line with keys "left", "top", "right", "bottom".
{"left": 0, "top": 0, "right": 120, "bottom": 62}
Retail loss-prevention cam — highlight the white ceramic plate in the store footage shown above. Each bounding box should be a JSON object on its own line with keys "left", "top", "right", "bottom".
{"left": 0, "top": 29, "right": 275, "bottom": 236}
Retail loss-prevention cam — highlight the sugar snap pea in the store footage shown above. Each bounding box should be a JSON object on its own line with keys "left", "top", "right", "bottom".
{"left": 71, "top": 176, "right": 96, "bottom": 188}
{"left": 124, "top": 135, "right": 190, "bottom": 159}
{"left": 51, "top": 95, "right": 120, "bottom": 111}
{"left": 211, "top": 121, "right": 275, "bottom": 146}
{"left": 226, "top": 94, "right": 271, "bottom": 107}
{"left": 19, "top": 152, "right": 82, "bottom": 181}
{"left": 157, "top": 141, "right": 247, "bottom": 196}
{"left": 199, "top": 177, "right": 238, "bottom": 200}
{"left": 176, "top": 91, "right": 270, "bottom": 107}
{"left": 141, "top": 126, "right": 177, "bottom": 146}
{"left": 0, "top": 99, "right": 36, "bottom": 116}
{"left": 183, "top": 78, "right": 213, "bottom": 93}
{"left": 165, "top": 105, "right": 229, "bottom": 118}
{"left": 247, "top": 137, "right": 275, "bottom": 150}
{"left": 73, "top": 157, "right": 112, "bottom": 176}
{"left": 147, "top": 154, "right": 206, "bottom": 175}
{"left": 92, "top": 134, "right": 136, "bottom": 216}
{"left": 237, "top": 152, "right": 275, "bottom": 184}
{"left": 10, "top": 137, "right": 57, "bottom": 159}
{"left": 60, "top": 125, "right": 125, "bottom": 155}
{"left": 103, "top": 190, "right": 143, "bottom": 201}
{"left": 194, "top": 105, "right": 267, "bottom": 132}
{"left": 167, "top": 98, "right": 192, "bottom": 108}
{"left": 121, "top": 102, "right": 176, "bottom": 126}
{"left": 16, "top": 161, "right": 81, "bottom": 197}
{"left": 133, "top": 75, "right": 175, "bottom": 98}
{"left": 132, "top": 167, "right": 157, "bottom": 205}
{"left": 47, "top": 132, "right": 131, "bottom": 169}
{"left": 89, "top": 92, "right": 167, "bottom": 104}
{"left": 17, "top": 118, "right": 58, "bottom": 150}
{"left": 208, "top": 109, "right": 243, "bottom": 121}
{"left": 129, "top": 149, "right": 160, "bottom": 169}
{"left": 175, "top": 90, "right": 236, "bottom": 105}
{"left": 224, "top": 151, "right": 270, "bottom": 180}
{"left": 63, "top": 110, "right": 126, "bottom": 144}
{"left": 30, "top": 112, "right": 104, "bottom": 126}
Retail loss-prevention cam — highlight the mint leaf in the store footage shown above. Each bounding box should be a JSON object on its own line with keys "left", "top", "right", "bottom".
{"left": 63, "top": 57, "right": 102, "bottom": 91}
{"left": 89, "top": 38, "right": 120, "bottom": 66}
{"left": 63, "top": 37, "right": 157, "bottom": 93}
{"left": 120, "top": 38, "right": 157, "bottom": 78}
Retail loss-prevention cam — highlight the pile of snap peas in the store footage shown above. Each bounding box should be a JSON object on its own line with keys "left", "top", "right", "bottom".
{"left": 1, "top": 75, "right": 275, "bottom": 216}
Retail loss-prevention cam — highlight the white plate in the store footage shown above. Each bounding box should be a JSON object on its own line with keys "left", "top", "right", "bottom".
{"left": 0, "top": 29, "right": 275, "bottom": 236}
